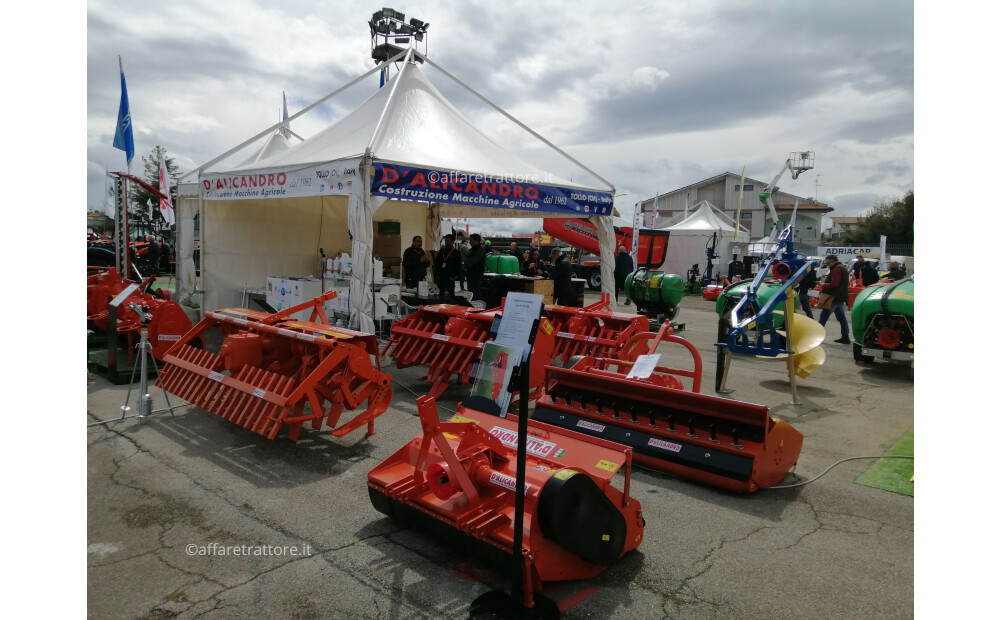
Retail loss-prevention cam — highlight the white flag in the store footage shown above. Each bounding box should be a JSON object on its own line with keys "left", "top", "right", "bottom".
{"left": 103, "top": 169, "right": 117, "bottom": 218}
{"left": 158, "top": 150, "right": 176, "bottom": 226}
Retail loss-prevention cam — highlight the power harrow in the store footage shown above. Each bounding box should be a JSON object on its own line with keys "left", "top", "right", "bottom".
{"left": 381, "top": 304, "right": 555, "bottom": 400}
{"left": 531, "top": 322, "right": 803, "bottom": 492}
{"left": 156, "top": 291, "right": 393, "bottom": 441}
{"left": 382, "top": 296, "right": 651, "bottom": 398}
{"left": 368, "top": 395, "right": 644, "bottom": 607}
{"left": 544, "top": 294, "right": 652, "bottom": 363}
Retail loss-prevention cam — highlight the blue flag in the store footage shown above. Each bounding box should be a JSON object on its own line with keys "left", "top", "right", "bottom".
{"left": 112, "top": 58, "right": 134, "bottom": 165}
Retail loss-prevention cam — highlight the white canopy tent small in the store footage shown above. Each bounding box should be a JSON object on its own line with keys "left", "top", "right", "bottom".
{"left": 656, "top": 200, "right": 750, "bottom": 277}
{"left": 179, "top": 49, "right": 618, "bottom": 333}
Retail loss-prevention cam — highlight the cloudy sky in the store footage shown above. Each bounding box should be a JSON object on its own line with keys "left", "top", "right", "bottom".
{"left": 86, "top": 0, "right": 913, "bottom": 235}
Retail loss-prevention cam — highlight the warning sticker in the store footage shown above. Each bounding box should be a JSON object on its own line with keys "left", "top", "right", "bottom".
{"left": 540, "top": 318, "right": 554, "bottom": 335}
{"left": 553, "top": 469, "right": 578, "bottom": 481}
{"left": 595, "top": 459, "right": 619, "bottom": 473}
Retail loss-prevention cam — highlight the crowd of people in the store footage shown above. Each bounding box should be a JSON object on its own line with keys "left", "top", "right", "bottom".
{"left": 402, "top": 234, "right": 635, "bottom": 307}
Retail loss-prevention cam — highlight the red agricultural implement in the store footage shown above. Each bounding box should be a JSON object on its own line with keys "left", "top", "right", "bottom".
{"left": 382, "top": 304, "right": 555, "bottom": 400}
{"left": 531, "top": 323, "right": 803, "bottom": 492}
{"left": 87, "top": 267, "right": 194, "bottom": 362}
{"left": 368, "top": 395, "right": 644, "bottom": 608}
{"left": 544, "top": 294, "right": 652, "bottom": 363}
{"left": 156, "top": 291, "right": 393, "bottom": 442}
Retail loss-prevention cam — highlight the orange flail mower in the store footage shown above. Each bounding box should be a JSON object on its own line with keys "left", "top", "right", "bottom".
{"left": 368, "top": 395, "right": 644, "bottom": 608}
{"left": 156, "top": 291, "right": 393, "bottom": 441}
{"left": 532, "top": 322, "right": 803, "bottom": 492}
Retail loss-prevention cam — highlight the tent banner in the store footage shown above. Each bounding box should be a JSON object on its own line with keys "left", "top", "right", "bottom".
{"left": 371, "top": 163, "right": 613, "bottom": 216}
{"left": 200, "top": 159, "right": 362, "bottom": 200}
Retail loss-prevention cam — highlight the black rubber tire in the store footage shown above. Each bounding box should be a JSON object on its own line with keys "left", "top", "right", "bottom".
{"left": 853, "top": 343, "right": 875, "bottom": 364}
{"left": 587, "top": 269, "right": 601, "bottom": 290}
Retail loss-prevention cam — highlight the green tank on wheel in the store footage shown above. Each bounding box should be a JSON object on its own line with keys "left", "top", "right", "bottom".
{"left": 850, "top": 277, "right": 914, "bottom": 364}
{"left": 624, "top": 269, "right": 684, "bottom": 319}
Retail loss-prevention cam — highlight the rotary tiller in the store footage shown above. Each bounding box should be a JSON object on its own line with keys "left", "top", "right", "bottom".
{"left": 156, "top": 291, "right": 393, "bottom": 441}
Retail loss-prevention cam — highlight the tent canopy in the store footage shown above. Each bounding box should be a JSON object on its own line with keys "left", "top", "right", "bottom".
{"left": 655, "top": 200, "right": 750, "bottom": 278}
{"left": 184, "top": 52, "right": 619, "bottom": 331}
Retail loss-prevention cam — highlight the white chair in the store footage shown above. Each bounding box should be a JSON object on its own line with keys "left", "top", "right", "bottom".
{"left": 471, "top": 300, "right": 486, "bottom": 309}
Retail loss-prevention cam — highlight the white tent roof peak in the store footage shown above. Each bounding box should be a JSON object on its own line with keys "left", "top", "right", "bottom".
{"left": 229, "top": 63, "right": 601, "bottom": 191}
{"left": 664, "top": 200, "right": 747, "bottom": 233}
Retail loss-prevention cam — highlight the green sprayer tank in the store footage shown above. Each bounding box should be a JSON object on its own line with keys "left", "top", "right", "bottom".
{"left": 850, "top": 277, "right": 914, "bottom": 364}
{"left": 624, "top": 269, "right": 685, "bottom": 319}
{"left": 485, "top": 254, "right": 520, "bottom": 275}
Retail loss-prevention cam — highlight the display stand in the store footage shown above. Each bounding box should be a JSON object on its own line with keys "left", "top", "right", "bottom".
{"left": 88, "top": 302, "right": 184, "bottom": 428}
{"left": 469, "top": 293, "right": 559, "bottom": 619}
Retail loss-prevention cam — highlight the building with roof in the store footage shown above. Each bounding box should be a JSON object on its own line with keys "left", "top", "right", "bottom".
{"left": 638, "top": 172, "right": 832, "bottom": 255}
{"left": 825, "top": 216, "right": 865, "bottom": 241}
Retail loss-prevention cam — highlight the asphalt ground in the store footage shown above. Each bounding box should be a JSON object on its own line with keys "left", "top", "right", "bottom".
{"left": 86, "top": 290, "right": 914, "bottom": 619}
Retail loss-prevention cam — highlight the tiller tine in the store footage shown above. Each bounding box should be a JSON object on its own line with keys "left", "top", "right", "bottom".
{"left": 544, "top": 293, "right": 651, "bottom": 363}
{"left": 156, "top": 296, "right": 393, "bottom": 442}
{"left": 368, "top": 395, "right": 644, "bottom": 607}
{"left": 533, "top": 333, "right": 802, "bottom": 492}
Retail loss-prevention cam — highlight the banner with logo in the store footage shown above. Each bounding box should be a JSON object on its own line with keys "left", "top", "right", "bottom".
{"left": 371, "top": 163, "right": 613, "bottom": 216}
{"left": 200, "top": 159, "right": 362, "bottom": 200}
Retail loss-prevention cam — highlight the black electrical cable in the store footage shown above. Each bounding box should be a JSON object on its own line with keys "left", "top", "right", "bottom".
{"left": 766, "top": 455, "right": 914, "bottom": 489}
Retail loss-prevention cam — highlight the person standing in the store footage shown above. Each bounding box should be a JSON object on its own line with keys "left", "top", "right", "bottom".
{"left": 797, "top": 264, "right": 817, "bottom": 319}
{"left": 402, "top": 235, "right": 431, "bottom": 288}
{"left": 886, "top": 261, "right": 906, "bottom": 281}
{"left": 860, "top": 260, "right": 880, "bottom": 286}
{"left": 507, "top": 242, "right": 523, "bottom": 271}
{"left": 458, "top": 238, "right": 470, "bottom": 291}
{"left": 548, "top": 248, "right": 575, "bottom": 306}
{"left": 145, "top": 235, "right": 160, "bottom": 277}
{"left": 465, "top": 233, "right": 486, "bottom": 300}
{"left": 818, "top": 255, "right": 851, "bottom": 344}
{"left": 614, "top": 246, "right": 634, "bottom": 305}
{"left": 434, "top": 234, "right": 462, "bottom": 298}
{"left": 520, "top": 248, "right": 548, "bottom": 277}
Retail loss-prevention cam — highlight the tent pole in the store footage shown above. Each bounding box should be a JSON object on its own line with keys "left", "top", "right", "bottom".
{"left": 417, "top": 51, "right": 615, "bottom": 193}
{"left": 180, "top": 48, "right": 410, "bottom": 182}
{"left": 366, "top": 47, "right": 416, "bottom": 154}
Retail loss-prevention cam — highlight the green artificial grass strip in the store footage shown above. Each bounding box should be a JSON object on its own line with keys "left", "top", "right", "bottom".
{"left": 855, "top": 428, "right": 914, "bottom": 496}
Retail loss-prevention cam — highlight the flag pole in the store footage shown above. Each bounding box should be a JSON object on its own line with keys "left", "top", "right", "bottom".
{"left": 119, "top": 55, "right": 133, "bottom": 279}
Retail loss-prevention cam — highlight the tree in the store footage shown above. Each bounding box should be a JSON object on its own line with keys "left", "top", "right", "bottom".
{"left": 127, "top": 145, "right": 179, "bottom": 237}
{"left": 843, "top": 191, "right": 913, "bottom": 245}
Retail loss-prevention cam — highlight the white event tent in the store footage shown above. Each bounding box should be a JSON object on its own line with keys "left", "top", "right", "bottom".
{"left": 656, "top": 200, "right": 750, "bottom": 277}
{"left": 177, "top": 48, "right": 617, "bottom": 333}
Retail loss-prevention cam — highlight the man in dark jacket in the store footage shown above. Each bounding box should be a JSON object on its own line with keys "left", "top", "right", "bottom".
{"left": 465, "top": 234, "right": 486, "bottom": 300}
{"left": 402, "top": 236, "right": 431, "bottom": 287}
{"left": 860, "top": 261, "right": 880, "bottom": 286}
{"left": 434, "top": 234, "right": 462, "bottom": 298}
{"left": 818, "top": 255, "right": 851, "bottom": 343}
{"left": 614, "top": 246, "right": 634, "bottom": 305}
{"left": 886, "top": 261, "right": 906, "bottom": 281}
{"left": 548, "top": 248, "right": 575, "bottom": 306}
{"left": 797, "top": 265, "right": 817, "bottom": 319}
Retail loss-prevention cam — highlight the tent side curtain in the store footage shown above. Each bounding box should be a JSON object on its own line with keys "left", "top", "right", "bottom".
{"left": 202, "top": 195, "right": 351, "bottom": 312}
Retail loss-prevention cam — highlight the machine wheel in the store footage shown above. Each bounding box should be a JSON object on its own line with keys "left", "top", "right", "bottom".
{"left": 853, "top": 343, "right": 874, "bottom": 364}
{"left": 587, "top": 270, "right": 601, "bottom": 290}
